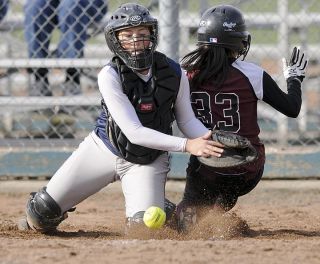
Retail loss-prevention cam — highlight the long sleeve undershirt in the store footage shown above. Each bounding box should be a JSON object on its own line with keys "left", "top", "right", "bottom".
{"left": 97, "top": 66, "right": 208, "bottom": 153}
{"left": 262, "top": 72, "right": 302, "bottom": 118}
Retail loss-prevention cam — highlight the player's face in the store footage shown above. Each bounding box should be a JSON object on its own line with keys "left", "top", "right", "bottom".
{"left": 117, "top": 26, "right": 152, "bottom": 55}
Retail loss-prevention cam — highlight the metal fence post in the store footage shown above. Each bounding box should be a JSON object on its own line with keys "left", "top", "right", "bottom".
{"left": 297, "top": 0, "right": 310, "bottom": 134}
{"left": 158, "top": 0, "right": 180, "bottom": 62}
{"left": 199, "top": 0, "right": 208, "bottom": 15}
{"left": 277, "top": 0, "right": 289, "bottom": 146}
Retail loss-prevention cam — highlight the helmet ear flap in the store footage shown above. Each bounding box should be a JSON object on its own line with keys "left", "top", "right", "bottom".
{"left": 240, "top": 34, "right": 251, "bottom": 60}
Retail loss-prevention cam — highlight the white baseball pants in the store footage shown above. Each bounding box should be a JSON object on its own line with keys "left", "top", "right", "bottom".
{"left": 46, "top": 131, "right": 170, "bottom": 217}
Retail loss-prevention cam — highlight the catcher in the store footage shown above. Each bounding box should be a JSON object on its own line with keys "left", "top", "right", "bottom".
{"left": 177, "top": 4, "right": 308, "bottom": 232}
{"left": 17, "top": 3, "right": 224, "bottom": 234}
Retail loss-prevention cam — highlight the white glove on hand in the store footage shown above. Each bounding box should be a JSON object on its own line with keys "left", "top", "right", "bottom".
{"left": 282, "top": 47, "right": 308, "bottom": 82}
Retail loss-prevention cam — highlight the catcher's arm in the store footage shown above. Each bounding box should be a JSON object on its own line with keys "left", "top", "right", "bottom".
{"left": 185, "top": 130, "right": 224, "bottom": 157}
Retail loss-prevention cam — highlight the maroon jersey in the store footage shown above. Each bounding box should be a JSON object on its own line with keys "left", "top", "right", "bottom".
{"left": 183, "top": 58, "right": 303, "bottom": 202}
{"left": 189, "top": 60, "right": 264, "bottom": 145}
{"left": 188, "top": 59, "right": 303, "bottom": 174}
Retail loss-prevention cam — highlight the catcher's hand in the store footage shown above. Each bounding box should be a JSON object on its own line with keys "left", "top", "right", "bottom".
{"left": 282, "top": 46, "right": 308, "bottom": 83}
{"left": 197, "top": 130, "right": 258, "bottom": 168}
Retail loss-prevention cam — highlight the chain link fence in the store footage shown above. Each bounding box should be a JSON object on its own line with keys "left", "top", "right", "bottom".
{"left": 0, "top": 0, "right": 320, "bottom": 152}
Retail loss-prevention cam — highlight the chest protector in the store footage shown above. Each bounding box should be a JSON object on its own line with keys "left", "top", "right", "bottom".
{"left": 103, "top": 52, "right": 181, "bottom": 164}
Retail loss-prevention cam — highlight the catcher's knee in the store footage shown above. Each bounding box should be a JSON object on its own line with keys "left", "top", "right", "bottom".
{"left": 25, "top": 187, "right": 66, "bottom": 233}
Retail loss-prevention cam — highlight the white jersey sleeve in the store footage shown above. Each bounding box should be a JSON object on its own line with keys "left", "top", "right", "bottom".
{"left": 232, "top": 60, "right": 264, "bottom": 100}
{"left": 98, "top": 65, "right": 188, "bottom": 152}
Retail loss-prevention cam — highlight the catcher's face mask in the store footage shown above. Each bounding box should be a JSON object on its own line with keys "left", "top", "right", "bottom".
{"left": 104, "top": 3, "right": 158, "bottom": 70}
{"left": 116, "top": 26, "right": 155, "bottom": 68}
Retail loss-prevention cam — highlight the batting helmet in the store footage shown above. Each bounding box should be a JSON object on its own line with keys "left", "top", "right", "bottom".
{"left": 104, "top": 3, "right": 158, "bottom": 70}
{"left": 197, "top": 5, "right": 251, "bottom": 58}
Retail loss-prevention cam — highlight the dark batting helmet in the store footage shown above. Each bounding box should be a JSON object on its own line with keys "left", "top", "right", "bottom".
{"left": 197, "top": 5, "right": 251, "bottom": 59}
{"left": 104, "top": 3, "right": 158, "bottom": 70}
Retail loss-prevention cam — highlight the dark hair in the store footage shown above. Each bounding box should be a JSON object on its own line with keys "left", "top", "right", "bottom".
{"left": 181, "top": 45, "right": 231, "bottom": 89}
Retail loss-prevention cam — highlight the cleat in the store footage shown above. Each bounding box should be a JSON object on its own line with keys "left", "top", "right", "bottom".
{"left": 17, "top": 218, "right": 31, "bottom": 231}
{"left": 178, "top": 205, "right": 197, "bottom": 233}
{"left": 164, "top": 198, "right": 176, "bottom": 221}
{"left": 164, "top": 198, "right": 177, "bottom": 229}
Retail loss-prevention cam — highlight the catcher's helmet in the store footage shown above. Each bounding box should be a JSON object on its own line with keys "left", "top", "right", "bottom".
{"left": 198, "top": 5, "right": 251, "bottom": 58}
{"left": 104, "top": 3, "right": 158, "bottom": 70}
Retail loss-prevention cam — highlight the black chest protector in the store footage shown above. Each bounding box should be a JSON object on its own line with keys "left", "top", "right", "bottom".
{"left": 102, "top": 52, "right": 181, "bottom": 164}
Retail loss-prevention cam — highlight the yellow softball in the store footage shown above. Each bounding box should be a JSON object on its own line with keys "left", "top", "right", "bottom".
{"left": 143, "top": 206, "right": 166, "bottom": 229}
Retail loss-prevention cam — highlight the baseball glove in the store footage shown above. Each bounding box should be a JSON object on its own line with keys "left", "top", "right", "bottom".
{"left": 198, "top": 130, "right": 258, "bottom": 168}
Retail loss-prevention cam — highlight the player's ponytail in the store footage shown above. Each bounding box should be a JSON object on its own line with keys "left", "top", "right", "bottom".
{"left": 181, "top": 45, "right": 230, "bottom": 89}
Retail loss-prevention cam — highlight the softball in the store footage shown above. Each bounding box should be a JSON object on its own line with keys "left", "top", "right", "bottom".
{"left": 143, "top": 206, "right": 166, "bottom": 229}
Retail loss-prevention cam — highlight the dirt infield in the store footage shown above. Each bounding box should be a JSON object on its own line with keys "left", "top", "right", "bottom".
{"left": 0, "top": 179, "right": 320, "bottom": 264}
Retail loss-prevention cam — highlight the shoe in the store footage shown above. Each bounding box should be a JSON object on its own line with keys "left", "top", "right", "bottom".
{"left": 177, "top": 205, "right": 197, "bottom": 233}
{"left": 64, "top": 68, "right": 81, "bottom": 95}
{"left": 29, "top": 80, "right": 52, "bottom": 96}
{"left": 17, "top": 217, "right": 59, "bottom": 233}
{"left": 164, "top": 198, "right": 177, "bottom": 229}
{"left": 164, "top": 198, "right": 176, "bottom": 220}
{"left": 17, "top": 217, "right": 31, "bottom": 231}
{"left": 215, "top": 194, "right": 238, "bottom": 212}
{"left": 125, "top": 211, "right": 145, "bottom": 235}
{"left": 49, "top": 111, "right": 75, "bottom": 139}
{"left": 63, "top": 80, "right": 81, "bottom": 96}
